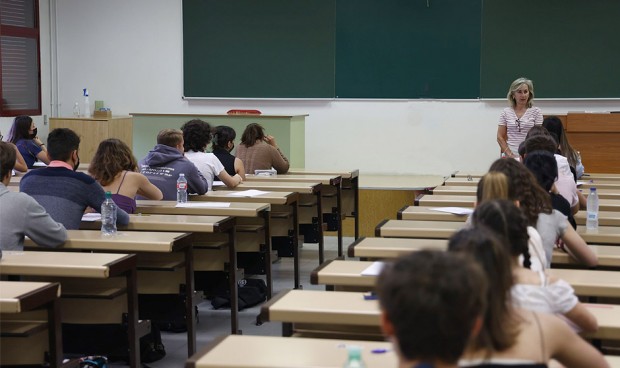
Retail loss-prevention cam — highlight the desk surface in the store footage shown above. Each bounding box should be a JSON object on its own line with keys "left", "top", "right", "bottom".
{"left": 433, "top": 186, "right": 620, "bottom": 200}
{"left": 288, "top": 168, "right": 359, "bottom": 179}
{"left": 225, "top": 181, "right": 321, "bottom": 194}
{"left": 193, "top": 190, "right": 297, "bottom": 205}
{"left": 359, "top": 175, "right": 444, "bottom": 190}
{"left": 0, "top": 251, "right": 135, "bottom": 279}
{"left": 245, "top": 174, "right": 341, "bottom": 186}
{"left": 187, "top": 335, "right": 396, "bottom": 368}
{"left": 137, "top": 200, "right": 270, "bottom": 217}
{"left": 377, "top": 219, "right": 463, "bottom": 238}
{"left": 446, "top": 176, "right": 620, "bottom": 190}
{"left": 81, "top": 214, "right": 234, "bottom": 233}
{"left": 25, "top": 229, "right": 189, "bottom": 252}
{"left": 0, "top": 281, "right": 60, "bottom": 313}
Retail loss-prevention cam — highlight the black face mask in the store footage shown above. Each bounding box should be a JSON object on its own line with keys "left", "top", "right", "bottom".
{"left": 30, "top": 127, "right": 38, "bottom": 139}
{"left": 73, "top": 154, "right": 80, "bottom": 171}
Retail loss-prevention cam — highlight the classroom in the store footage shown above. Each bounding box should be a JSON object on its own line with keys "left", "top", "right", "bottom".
{"left": 1, "top": 0, "right": 620, "bottom": 367}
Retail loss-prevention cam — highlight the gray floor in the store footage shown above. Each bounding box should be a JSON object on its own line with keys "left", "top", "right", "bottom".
{"left": 113, "top": 236, "right": 348, "bottom": 367}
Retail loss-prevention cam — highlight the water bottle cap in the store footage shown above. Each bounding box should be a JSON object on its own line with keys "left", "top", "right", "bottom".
{"left": 105, "top": 191, "right": 112, "bottom": 199}
{"left": 590, "top": 187, "right": 597, "bottom": 191}
{"left": 347, "top": 345, "right": 363, "bottom": 358}
{"left": 83, "top": 88, "right": 89, "bottom": 97}
{"left": 179, "top": 173, "right": 185, "bottom": 177}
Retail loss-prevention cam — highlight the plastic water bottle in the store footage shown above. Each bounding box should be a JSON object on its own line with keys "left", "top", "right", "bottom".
{"left": 83, "top": 88, "right": 91, "bottom": 118}
{"left": 343, "top": 345, "right": 366, "bottom": 368}
{"left": 101, "top": 191, "right": 117, "bottom": 236}
{"left": 177, "top": 173, "right": 188, "bottom": 203}
{"left": 586, "top": 187, "right": 599, "bottom": 231}
{"left": 72, "top": 102, "right": 80, "bottom": 117}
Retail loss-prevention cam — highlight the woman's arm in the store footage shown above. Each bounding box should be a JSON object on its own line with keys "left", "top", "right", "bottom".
{"left": 234, "top": 157, "right": 246, "bottom": 180}
{"left": 32, "top": 137, "right": 51, "bottom": 165}
{"left": 136, "top": 173, "right": 163, "bottom": 200}
{"left": 497, "top": 125, "right": 514, "bottom": 157}
{"left": 218, "top": 169, "right": 242, "bottom": 189}
{"left": 12, "top": 144, "right": 28, "bottom": 172}
{"left": 563, "top": 303, "right": 598, "bottom": 333}
{"left": 561, "top": 223, "right": 598, "bottom": 267}
{"left": 546, "top": 313, "right": 609, "bottom": 367}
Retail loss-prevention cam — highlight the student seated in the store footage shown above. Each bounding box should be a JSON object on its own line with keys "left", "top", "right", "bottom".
{"left": 0, "top": 142, "right": 66, "bottom": 256}
{"left": 448, "top": 228, "right": 607, "bottom": 367}
{"left": 139, "top": 129, "right": 208, "bottom": 200}
{"left": 0, "top": 129, "right": 27, "bottom": 172}
{"left": 376, "top": 250, "right": 487, "bottom": 368}
{"left": 19, "top": 128, "right": 129, "bottom": 230}
{"left": 212, "top": 125, "right": 246, "bottom": 180}
{"left": 472, "top": 200, "right": 598, "bottom": 333}
{"left": 543, "top": 116, "right": 584, "bottom": 179}
{"left": 180, "top": 119, "right": 243, "bottom": 190}
{"left": 7, "top": 115, "right": 50, "bottom": 168}
{"left": 235, "top": 123, "right": 289, "bottom": 174}
{"left": 88, "top": 139, "right": 163, "bottom": 214}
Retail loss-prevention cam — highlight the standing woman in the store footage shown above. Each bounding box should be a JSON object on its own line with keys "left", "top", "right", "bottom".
{"left": 8, "top": 115, "right": 50, "bottom": 168}
{"left": 236, "top": 123, "right": 289, "bottom": 174}
{"left": 89, "top": 139, "right": 163, "bottom": 214}
{"left": 212, "top": 125, "right": 246, "bottom": 180}
{"left": 497, "top": 77, "right": 543, "bottom": 158}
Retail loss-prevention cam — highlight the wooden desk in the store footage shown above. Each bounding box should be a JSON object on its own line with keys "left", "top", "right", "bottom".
{"left": 244, "top": 174, "right": 345, "bottom": 257}
{"left": 23, "top": 230, "right": 199, "bottom": 357}
{"left": 0, "top": 281, "right": 61, "bottom": 367}
{"left": 348, "top": 237, "right": 620, "bottom": 270}
{"left": 312, "top": 260, "right": 620, "bottom": 298}
{"left": 288, "top": 168, "right": 360, "bottom": 239}
{"left": 432, "top": 186, "right": 620, "bottom": 201}
{"left": 260, "top": 290, "right": 620, "bottom": 341}
{"left": 0, "top": 251, "right": 140, "bottom": 368}
{"left": 565, "top": 113, "right": 620, "bottom": 174}
{"left": 446, "top": 176, "right": 620, "bottom": 191}
{"left": 186, "top": 335, "right": 397, "bottom": 368}
{"left": 192, "top": 191, "right": 301, "bottom": 289}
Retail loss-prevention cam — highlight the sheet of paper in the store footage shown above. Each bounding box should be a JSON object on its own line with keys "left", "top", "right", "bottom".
{"left": 576, "top": 181, "right": 586, "bottom": 187}
{"left": 212, "top": 181, "right": 225, "bottom": 187}
{"left": 428, "top": 207, "right": 473, "bottom": 216}
{"left": 176, "top": 202, "right": 231, "bottom": 208}
{"left": 361, "top": 261, "right": 386, "bottom": 276}
{"left": 227, "top": 189, "right": 270, "bottom": 197}
{"left": 82, "top": 213, "right": 102, "bottom": 222}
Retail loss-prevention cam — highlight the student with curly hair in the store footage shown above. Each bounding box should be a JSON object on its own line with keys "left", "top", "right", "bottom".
{"left": 181, "top": 120, "right": 242, "bottom": 190}
{"left": 89, "top": 139, "right": 162, "bottom": 214}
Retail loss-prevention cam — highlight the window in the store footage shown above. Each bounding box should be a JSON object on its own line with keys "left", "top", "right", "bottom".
{"left": 0, "top": 0, "right": 40, "bottom": 117}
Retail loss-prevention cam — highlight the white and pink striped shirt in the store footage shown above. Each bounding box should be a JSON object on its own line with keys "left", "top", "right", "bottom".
{"left": 498, "top": 106, "right": 543, "bottom": 153}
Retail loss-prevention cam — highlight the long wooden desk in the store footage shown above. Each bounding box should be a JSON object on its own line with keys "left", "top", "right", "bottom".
{"left": 454, "top": 171, "right": 620, "bottom": 181}
{"left": 445, "top": 176, "right": 620, "bottom": 191}
{"left": 260, "top": 290, "right": 620, "bottom": 341}
{"left": 186, "top": 335, "right": 397, "bottom": 368}
{"left": 192, "top": 191, "right": 301, "bottom": 289}
{"left": 288, "top": 168, "right": 360, "bottom": 240}
{"left": 0, "top": 251, "right": 140, "bottom": 367}
{"left": 23, "top": 230, "right": 199, "bottom": 357}
{"left": 0, "top": 281, "right": 62, "bottom": 367}
{"left": 243, "top": 174, "right": 345, "bottom": 257}
{"left": 347, "top": 237, "right": 620, "bottom": 269}
{"left": 312, "top": 260, "right": 620, "bottom": 299}
{"left": 433, "top": 185, "right": 620, "bottom": 200}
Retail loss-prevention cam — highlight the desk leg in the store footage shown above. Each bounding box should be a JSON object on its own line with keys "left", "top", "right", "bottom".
{"left": 353, "top": 176, "right": 359, "bottom": 240}
{"left": 125, "top": 267, "right": 140, "bottom": 368}
{"left": 47, "top": 296, "right": 62, "bottom": 368}
{"left": 316, "top": 191, "right": 324, "bottom": 264}
{"left": 336, "top": 184, "right": 343, "bottom": 257}
{"left": 184, "top": 245, "right": 196, "bottom": 355}
{"left": 228, "top": 227, "right": 239, "bottom": 334}
{"left": 293, "top": 202, "right": 300, "bottom": 289}
{"left": 263, "top": 211, "right": 273, "bottom": 299}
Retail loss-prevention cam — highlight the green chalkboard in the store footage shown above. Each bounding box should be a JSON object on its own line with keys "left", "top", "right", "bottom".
{"left": 183, "top": 0, "right": 336, "bottom": 98}
{"left": 481, "top": 0, "right": 620, "bottom": 98}
{"left": 335, "top": 0, "right": 482, "bottom": 99}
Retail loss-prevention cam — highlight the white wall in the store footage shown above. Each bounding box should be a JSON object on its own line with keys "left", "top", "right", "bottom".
{"left": 10, "top": 0, "right": 616, "bottom": 175}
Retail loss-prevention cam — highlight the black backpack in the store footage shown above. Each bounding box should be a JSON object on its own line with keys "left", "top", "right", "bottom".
{"left": 211, "top": 278, "right": 267, "bottom": 310}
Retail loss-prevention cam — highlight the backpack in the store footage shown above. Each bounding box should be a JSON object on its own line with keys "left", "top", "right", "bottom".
{"left": 211, "top": 278, "right": 268, "bottom": 310}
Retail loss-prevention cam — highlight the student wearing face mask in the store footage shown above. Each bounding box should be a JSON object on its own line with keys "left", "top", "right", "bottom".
{"left": 7, "top": 115, "right": 51, "bottom": 168}
{"left": 20, "top": 128, "right": 129, "bottom": 230}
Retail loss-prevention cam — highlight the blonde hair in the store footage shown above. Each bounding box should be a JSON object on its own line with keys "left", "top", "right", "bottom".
{"left": 157, "top": 129, "right": 183, "bottom": 147}
{"left": 477, "top": 172, "right": 510, "bottom": 203}
{"left": 507, "top": 77, "right": 535, "bottom": 108}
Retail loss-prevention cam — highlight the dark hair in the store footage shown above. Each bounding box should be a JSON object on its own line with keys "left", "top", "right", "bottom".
{"left": 156, "top": 129, "right": 183, "bottom": 148}
{"left": 377, "top": 250, "right": 487, "bottom": 364}
{"left": 447, "top": 227, "right": 519, "bottom": 353}
{"left": 488, "top": 158, "right": 552, "bottom": 225}
{"left": 240, "top": 123, "right": 265, "bottom": 147}
{"left": 181, "top": 119, "right": 212, "bottom": 152}
{"left": 0, "top": 141, "right": 17, "bottom": 179}
{"left": 543, "top": 116, "right": 580, "bottom": 169}
{"left": 7, "top": 115, "right": 33, "bottom": 143}
{"left": 212, "top": 125, "right": 236, "bottom": 150}
{"left": 89, "top": 139, "right": 138, "bottom": 186}
{"left": 524, "top": 150, "right": 558, "bottom": 192}
{"left": 47, "top": 128, "right": 80, "bottom": 161}
{"left": 524, "top": 125, "right": 550, "bottom": 140}
{"left": 472, "top": 199, "right": 532, "bottom": 269}
{"left": 523, "top": 135, "right": 557, "bottom": 155}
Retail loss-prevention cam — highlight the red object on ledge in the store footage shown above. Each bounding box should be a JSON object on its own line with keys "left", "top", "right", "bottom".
{"left": 227, "top": 109, "right": 262, "bottom": 115}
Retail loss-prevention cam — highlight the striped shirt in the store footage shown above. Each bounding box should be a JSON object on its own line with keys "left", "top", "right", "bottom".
{"left": 498, "top": 106, "right": 543, "bottom": 153}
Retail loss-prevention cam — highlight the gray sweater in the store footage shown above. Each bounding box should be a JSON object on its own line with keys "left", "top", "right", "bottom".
{"left": 0, "top": 183, "right": 67, "bottom": 256}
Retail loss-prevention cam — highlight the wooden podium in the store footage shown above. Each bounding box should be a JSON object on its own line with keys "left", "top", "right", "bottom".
{"left": 49, "top": 116, "right": 133, "bottom": 163}
{"left": 565, "top": 113, "right": 620, "bottom": 174}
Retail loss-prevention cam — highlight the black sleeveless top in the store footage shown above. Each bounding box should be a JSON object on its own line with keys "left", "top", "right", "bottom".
{"left": 212, "top": 147, "right": 236, "bottom": 179}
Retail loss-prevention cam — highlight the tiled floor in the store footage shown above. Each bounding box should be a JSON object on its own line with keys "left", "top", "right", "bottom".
{"left": 111, "top": 236, "right": 348, "bottom": 367}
